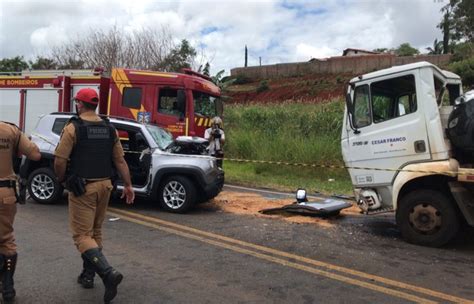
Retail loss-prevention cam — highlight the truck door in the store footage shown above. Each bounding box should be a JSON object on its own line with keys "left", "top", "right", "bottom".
{"left": 346, "top": 73, "right": 430, "bottom": 186}
{"left": 154, "top": 87, "right": 186, "bottom": 137}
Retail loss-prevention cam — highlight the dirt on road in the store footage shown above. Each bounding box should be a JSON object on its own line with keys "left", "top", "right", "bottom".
{"left": 203, "top": 191, "right": 361, "bottom": 228}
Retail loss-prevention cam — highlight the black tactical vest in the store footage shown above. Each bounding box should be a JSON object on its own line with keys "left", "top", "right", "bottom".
{"left": 69, "top": 117, "right": 116, "bottom": 179}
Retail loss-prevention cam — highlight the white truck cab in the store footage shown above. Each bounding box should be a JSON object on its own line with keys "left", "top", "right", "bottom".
{"left": 342, "top": 61, "right": 474, "bottom": 247}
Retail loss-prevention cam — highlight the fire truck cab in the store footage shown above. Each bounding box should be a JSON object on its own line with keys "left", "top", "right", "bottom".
{"left": 0, "top": 68, "right": 222, "bottom": 137}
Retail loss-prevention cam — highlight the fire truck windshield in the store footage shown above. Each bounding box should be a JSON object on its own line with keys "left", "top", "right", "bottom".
{"left": 146, "top": 124, "right": 174, "bottom": 150}
{"left": 193, "top": 91, "right": 221, "bottom": 117}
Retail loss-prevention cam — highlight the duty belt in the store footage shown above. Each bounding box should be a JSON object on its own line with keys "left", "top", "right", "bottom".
{"left": 0, "top": 180, "right": 16, "bottom": 188}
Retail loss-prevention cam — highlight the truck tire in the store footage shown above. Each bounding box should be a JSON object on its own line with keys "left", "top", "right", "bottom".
{"left": 28, "top": 167, "right": 63, "bottom": 204}
{"left": 396, "top": 190, "right": 459, "bottom": 247}
{"left": 158, "top": 175, "right": 196, "bottom": 213}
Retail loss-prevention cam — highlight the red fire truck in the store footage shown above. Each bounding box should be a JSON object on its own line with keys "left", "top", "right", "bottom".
{"left": 0, "top": 68, "right": 222, "bottom": 137}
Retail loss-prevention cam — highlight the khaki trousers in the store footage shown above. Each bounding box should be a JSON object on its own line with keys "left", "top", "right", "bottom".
{"left": 69, "top": 179, "right": 113, "bottom": 253}
{"left": 0, "top": 187, "right": 17, "bottom": 256}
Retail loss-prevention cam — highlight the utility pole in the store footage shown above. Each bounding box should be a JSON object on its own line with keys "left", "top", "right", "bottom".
{"left": 245, "top": 45, "right": 248, "bottom": 67}
{"left": 259, "top": 57, "right": 261, "bottom": 66}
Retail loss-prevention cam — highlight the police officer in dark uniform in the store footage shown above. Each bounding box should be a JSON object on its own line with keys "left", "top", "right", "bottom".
{"left": 54, "top": 88, "right": 135, "bottom": 303}
{"left": 0, "top": 121, "right": 41, "bottom": 303}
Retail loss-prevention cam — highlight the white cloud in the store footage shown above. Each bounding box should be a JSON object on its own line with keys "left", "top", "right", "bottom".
{"left": 295, "top": 44, "right": 335, "bottom": 61}
{"left": 0, "top": 0, "right": 445, "bottom": 75}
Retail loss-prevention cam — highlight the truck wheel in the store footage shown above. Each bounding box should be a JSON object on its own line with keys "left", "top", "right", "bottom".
{"left": 28, "top": 168, "right": 63, "bottom": 204}
{"left": 396, "top": 190, "right": 459, "bottom": 247}
{"left": 158, "top": 176, "right": 196, "bottom": 213}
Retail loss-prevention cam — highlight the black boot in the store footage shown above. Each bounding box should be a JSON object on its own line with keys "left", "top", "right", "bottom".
{"left": 82, "top": 248, "right": 123, "bottom": 303}
{"left": 77, "top": 255, "right": 95, "bottom": 289}
{"left": 1, "top": 254, "right": 17, "bottom": 304}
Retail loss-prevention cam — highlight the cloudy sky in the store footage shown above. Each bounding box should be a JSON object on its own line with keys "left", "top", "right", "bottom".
{"left": 0, "top": 0, "right": 446, "bottom": 74}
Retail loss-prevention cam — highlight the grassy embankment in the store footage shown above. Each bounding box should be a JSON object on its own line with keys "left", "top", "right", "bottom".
{"left": 223, "top": 99, "right": 353, "bottom": 195}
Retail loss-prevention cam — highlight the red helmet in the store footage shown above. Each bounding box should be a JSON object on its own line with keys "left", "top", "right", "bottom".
{"left": 75, "top": 88, "right": 99, "bottom": 105}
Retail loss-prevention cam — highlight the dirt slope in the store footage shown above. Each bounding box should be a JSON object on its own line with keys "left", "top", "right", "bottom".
{"left": 226, "top": 73, "right": 352, "bottom": 104}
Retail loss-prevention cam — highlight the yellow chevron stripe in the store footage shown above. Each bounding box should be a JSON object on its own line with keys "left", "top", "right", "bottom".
{"left": 112, "top": 69, "right": 145, "bottom": 120}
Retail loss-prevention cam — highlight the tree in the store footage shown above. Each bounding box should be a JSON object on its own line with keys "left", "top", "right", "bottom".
{"left": 198, "top": 62, "right": 210, "bottom": 76}
{"left": 0, "top": 56, "right": 29, "bottom": 72}
{"left": 372, "top": 48, "right": 389, "bottom": 53}
{"left": 438, "top": 0, "right": 474, "bottom": 53}
{"left": 244, "top": 45, "right": 248, "bottom": 67}
{"left": 161, "top": 39, "right": 197, "bottom": 72}
{"left": 438, "top": 1, "right": 455, "bottom": 54}
{"left": 453, "top": 0, "right": 474, "bottom": 42}
{"left": 29, "top": 56, "right": 57, "bottom": 70}
{"left": 51, "top": 26, "right": 189, "bottom": 72}
{"left": 394, "top": 43, "right": 420, "bottom": 56}
{"left": 426, "top": 39, "right": 444, "bottom": 54}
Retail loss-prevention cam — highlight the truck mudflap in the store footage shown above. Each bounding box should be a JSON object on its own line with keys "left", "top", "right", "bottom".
{"left": 260, "top": 199, "right": 352, "bottom": 216}
{"left": 448, "top": 181, "right": 474, "bottom": 226}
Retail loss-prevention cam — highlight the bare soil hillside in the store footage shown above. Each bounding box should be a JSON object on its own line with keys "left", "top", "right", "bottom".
{"left": 226, "top": 73, "right": 353, "bottom": 104}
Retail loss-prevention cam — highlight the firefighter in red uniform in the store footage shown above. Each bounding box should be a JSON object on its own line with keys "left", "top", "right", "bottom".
{"left": 0, "top": 121, "right": 41, "bottom": 303}
{"left": 54, "top": 88, "right": 135, "bottom": 303}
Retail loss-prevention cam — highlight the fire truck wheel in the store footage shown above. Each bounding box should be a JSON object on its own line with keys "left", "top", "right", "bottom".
{"left": 158, "top": 175, "right": 196, "bottom": 213}
{"left": 28, "top": 168, "right": 63, "bottom": 204}
{"left": 396, "top": 189, "right": 459, "bottom": 247}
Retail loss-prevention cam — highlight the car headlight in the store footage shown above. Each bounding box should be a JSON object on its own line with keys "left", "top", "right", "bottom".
{"left": 209, "top": 158, "right": 216, "bottom": 168}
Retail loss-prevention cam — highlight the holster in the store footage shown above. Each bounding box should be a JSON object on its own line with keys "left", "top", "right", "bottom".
{"left": 0, "top": 180, "right": 24, "bottom": 204}
{"left": 65, "top": 174, "right": 86, "bottom": 196}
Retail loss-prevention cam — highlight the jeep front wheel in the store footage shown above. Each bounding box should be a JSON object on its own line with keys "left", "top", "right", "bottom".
{"left": 158, "top": 176, "right": 196, "bottom": 213}
{"left": 396, "top": 190, "right": 459, "bottom": 247}
{"left": 28, "top": 167, "right": 63, "bottom": 204}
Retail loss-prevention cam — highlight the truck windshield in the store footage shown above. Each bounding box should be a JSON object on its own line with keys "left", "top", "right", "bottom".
{"left": 145, "top": 124, "right": 174, "bottom": 150}
{"left": 193, "top": 91, "right": 220, "bottom": 117}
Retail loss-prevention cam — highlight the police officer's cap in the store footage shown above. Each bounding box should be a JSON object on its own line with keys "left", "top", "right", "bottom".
{"left": 75, "top": 88, "right": 99, "bottom": 105}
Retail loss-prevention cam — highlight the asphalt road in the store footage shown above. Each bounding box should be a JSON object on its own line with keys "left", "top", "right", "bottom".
{"left": 10, "top": 187, "right": 474, "bottom": 304}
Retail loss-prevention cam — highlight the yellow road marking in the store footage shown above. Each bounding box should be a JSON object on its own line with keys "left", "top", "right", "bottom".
{"left": 108, "top": 210, "right": 436, "bottom": 304}
{"left": 109, "top": 208, "right": 473, "bottom": 303}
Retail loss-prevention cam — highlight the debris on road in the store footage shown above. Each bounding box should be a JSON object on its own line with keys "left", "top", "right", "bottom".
{"left": 260, "top": 198, "right": 353, "bottom": 217}
{"left": 204, "top": 191, "right": 361, "bottom": 228}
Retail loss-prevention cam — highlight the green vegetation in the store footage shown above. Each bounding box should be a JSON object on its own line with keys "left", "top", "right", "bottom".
{"left": 448, "top": 57, "right": 474, "bottom": 87}
{"left": 256, "top": 80, "right": 270, "bottom": 93}
{"left": 223, "top": 100, "right": 353, "bottom": 194}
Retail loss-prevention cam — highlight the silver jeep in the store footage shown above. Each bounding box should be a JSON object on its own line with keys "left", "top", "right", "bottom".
{"left": 20, "top": 113, "right": 224, "bottom": 213}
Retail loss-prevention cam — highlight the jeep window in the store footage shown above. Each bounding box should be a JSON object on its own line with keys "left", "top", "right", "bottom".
{"left": 52, "top": 118, "right": 69, "bottom": 135}
{"left": 122, "top": 87, "right": 142, "bottom": 109}
{"left": 158, "top": 88, "right": 185, "bottom": 117}
{"left": 434, "top": 75, "right": 445, "bottom": 106}
{"left": 193, "top": 91, "right": 219, "bottom": 117}
{"left": 146, "top": 124, "right": 173, "bottom": 150}
{"left": 371, "top": 74, "right": 416, "bottom": 123}
{"left": 353, "top": 85, "right": 371, "bottom": 128}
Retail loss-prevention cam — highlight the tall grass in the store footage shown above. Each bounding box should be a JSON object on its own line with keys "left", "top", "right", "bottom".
{"left": 223, "top": 99, "right": 353, "bottom": 194}
{"left": 225, "top": 99, "right": 345, "bottom": 165}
